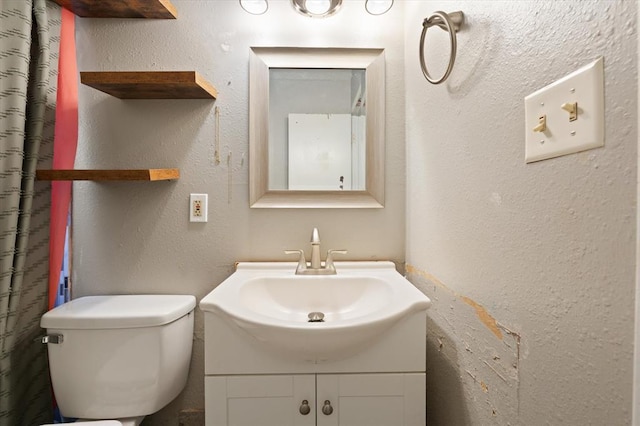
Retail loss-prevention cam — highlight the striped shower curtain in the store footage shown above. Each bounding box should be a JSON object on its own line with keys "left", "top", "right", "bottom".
{"left": 0, "top": 0, "right": 61, "bottom": 423}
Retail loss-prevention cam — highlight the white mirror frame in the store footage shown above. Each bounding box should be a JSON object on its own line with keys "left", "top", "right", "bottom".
{"left": 249, "top": 47, "right": 385, "bottom": 208}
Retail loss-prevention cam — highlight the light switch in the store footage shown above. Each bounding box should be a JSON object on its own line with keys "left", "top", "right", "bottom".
{"left": 524, "top": 57, "right": 604, "bottom": 163}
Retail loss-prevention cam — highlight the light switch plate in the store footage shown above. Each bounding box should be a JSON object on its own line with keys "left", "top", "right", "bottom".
{"left": 524, "top": 57, "right": 604, "bottom": 163}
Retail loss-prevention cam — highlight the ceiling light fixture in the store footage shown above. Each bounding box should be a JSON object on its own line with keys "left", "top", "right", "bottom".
{"left": 239, "top": 0, "right": 268, "bottom": 15}
{"left": 365, "top": 0, "right": 393, "bottom": 16}
{"left": 291, "top": 0, "right": 342, "bottom": 18}
{"left": 239, "top": 0, "right": 393, "bottom": 17}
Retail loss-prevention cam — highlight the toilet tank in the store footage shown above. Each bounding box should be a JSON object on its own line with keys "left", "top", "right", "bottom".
{"left": 41, "top": 295, "right": 196, "bottom": 420}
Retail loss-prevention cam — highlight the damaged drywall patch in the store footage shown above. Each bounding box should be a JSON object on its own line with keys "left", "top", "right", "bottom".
{"left": 406, "top": 264, "right": 506, "bottom": 340}
{"left": 406, "top": 263, "right": 522, "bottom": 422}
{"left": 460, "top": 295, "right": 503, "bottom": 340}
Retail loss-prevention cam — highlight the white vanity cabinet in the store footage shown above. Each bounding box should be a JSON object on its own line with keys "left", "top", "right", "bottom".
{"left": 205, "top": 373, "right": 425, "bottom": 426}
{"left": 200, "top": 262, "right": 431, "bottom": 426}
{"left": 205, "top": 375, "right": 315, "bottom": 426}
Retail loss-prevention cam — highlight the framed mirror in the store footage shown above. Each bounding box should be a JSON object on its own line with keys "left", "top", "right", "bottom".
{"left": 249, "top": 47, "right": 385, "bottom": 208}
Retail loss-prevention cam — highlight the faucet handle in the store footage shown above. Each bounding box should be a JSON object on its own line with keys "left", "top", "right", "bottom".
{"left": 325, "top": 249, "right": 347, "bottom": 271}
{"left": 284, "top": 249, "right": 307, "bottom": 273}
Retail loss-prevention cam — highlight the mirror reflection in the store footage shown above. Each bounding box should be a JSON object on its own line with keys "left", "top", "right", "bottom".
{"left": 269, "top": 68, "right": 366, "bottom": 191}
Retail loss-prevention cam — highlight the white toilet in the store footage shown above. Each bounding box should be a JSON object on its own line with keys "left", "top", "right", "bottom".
{"left": 40, "top": 294, "right": 196, "bottom": 426}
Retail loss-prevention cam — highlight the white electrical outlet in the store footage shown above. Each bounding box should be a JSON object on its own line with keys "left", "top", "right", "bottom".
{"left": 189, "top": 193, "right": 208, "bottom": 223}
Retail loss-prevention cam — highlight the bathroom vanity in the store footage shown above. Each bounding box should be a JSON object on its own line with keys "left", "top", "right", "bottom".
{"left": 200, "top": 262, "right": 431, "bottom": 425}
{"left": 206, "top": 373, "right": 424, "bottom": 425}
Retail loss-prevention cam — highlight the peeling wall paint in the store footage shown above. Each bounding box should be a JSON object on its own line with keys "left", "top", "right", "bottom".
{"left": 405, "top": 1, "right": 637, "bottom": 425}
{"left": 407, "top": 264, "right": 505, "bottom": 340}
{"left": 408, "top": 264, "right": 521, "bottom": 423}
{"left": 460, "top": 296, "right": 503, "bottom": 341}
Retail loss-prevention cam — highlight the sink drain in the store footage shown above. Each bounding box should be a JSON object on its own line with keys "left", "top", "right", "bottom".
{"left": 308, "top": 312, "right": 325, "bottom": 322}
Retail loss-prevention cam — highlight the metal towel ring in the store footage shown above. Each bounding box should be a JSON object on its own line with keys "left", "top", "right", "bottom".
{"left": 419, "top": 11, "right": 465, "bottom": 85}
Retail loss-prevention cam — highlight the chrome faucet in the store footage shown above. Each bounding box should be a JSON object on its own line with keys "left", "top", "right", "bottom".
{"left": 310, "top": 227, "right": 321, "bottom": 269}
{"left": 285, "top": 228, "right": 347, "bottom": 275}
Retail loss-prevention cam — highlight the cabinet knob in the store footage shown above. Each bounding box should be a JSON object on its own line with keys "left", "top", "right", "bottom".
{"left": 322, "top": 400, "right": 334, "bottom": 415}
{"left": 299, "top": 400, "right": 311, "bottom": 415}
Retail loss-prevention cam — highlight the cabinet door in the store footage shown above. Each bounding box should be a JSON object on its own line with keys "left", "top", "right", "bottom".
{"left": 205, "top": 375, "right": 315, "bottom": 426}
{"left": 316, "top": 373, "right": 426, "bottom": 426}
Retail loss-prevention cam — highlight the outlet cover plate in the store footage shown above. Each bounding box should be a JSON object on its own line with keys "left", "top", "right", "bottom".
{"left": 524, "top": 57, "right": 604, "bottom": 163}
{"left": 190, "top": 193, "right": 208, "bottom": 223}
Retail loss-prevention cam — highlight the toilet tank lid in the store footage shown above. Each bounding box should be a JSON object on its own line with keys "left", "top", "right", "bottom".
{"left": 40, "top": 295, "right": 196, "bottom": 330}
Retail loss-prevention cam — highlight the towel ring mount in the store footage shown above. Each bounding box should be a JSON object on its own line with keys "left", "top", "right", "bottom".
{"left": 419, "top": 11, "right": 465, "bottom": 85}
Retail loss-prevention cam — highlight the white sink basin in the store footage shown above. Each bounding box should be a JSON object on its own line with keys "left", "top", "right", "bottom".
{"left": 238, "top": 275, "right": 393, "bottom": 322}
{"left": 200, "top": 261, "right": 431, "bottom": 361}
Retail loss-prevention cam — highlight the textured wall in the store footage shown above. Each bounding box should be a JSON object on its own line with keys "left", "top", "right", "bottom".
{"left": 405, "top": 1, "right": 637, "bottom": 425}
{"left": 636, "top": 10, "right": 640, "bottom": 423}
{"left": 71, "top": 1, "right": 405, "bottom": 424}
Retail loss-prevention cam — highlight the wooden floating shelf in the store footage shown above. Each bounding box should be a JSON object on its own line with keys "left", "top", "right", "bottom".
{"left": 53, "top": 0, "right": 177, "bottom": 19}
{"left": 36, "top": 169, "right": 180, "bottom": 181}
{"left": 80, "top": 71, "right": 218, "bottom": 99}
